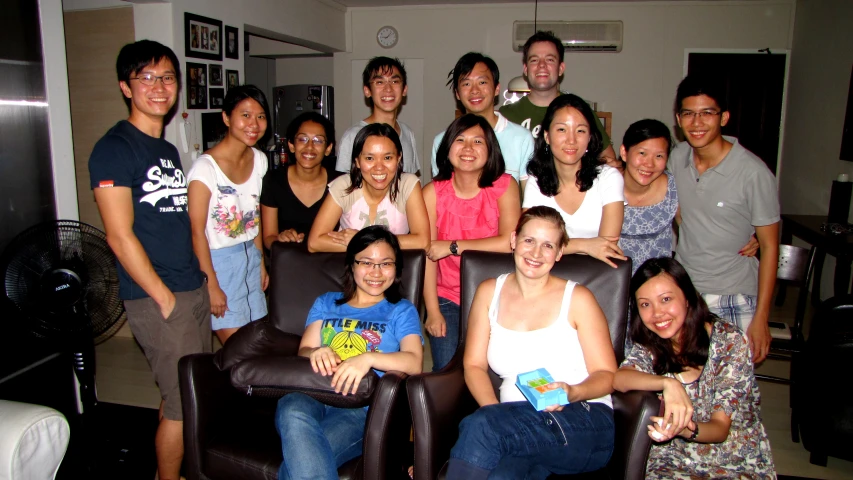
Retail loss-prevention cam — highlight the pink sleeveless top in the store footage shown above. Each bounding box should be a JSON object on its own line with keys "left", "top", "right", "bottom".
{"left": 435, "top": 173, "right": 511, "bottom": 304}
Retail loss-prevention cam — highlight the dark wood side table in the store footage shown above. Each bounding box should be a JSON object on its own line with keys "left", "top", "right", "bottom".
{"left": 780, "top": 214, "right": 853, "bottom": 305}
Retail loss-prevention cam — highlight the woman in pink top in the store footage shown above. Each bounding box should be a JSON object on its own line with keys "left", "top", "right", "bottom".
{"left": 423, "top": 114, "right": 521, "bottom": 371}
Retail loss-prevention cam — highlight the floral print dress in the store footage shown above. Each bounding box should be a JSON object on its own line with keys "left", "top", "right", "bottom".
{"left": 621, "top": 321, "right": 776, "bottom": 479}
{"left": 619, "top": 171, "right": 678, "bottom": 275}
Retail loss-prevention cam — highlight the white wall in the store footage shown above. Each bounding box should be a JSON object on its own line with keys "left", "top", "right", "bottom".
{"left": 275, "top": 57, "right": 335, "bottom": 87}
{"left": 334, "top": 1, "right": 796, "bottom": 169}
{"left": 779, "top": 0, "right": 853, "bottom": 299}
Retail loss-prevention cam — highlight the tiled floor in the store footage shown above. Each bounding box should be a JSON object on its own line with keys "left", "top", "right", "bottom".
{"left": 95, "top": 288, "right": 853, "bottom": 479}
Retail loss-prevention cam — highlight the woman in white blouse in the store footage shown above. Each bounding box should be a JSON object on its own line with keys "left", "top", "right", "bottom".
{"left": 522, "top": 94, "right": 626, "bottom": 267}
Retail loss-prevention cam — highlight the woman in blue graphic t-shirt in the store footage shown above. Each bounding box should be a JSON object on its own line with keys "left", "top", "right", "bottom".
{"left": 274, "top": 225, "right": 423, "bottom": 479}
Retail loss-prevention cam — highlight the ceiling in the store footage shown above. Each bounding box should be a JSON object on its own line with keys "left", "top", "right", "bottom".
{"left": 332, "top": 0, "right": 710, "bottom": 5}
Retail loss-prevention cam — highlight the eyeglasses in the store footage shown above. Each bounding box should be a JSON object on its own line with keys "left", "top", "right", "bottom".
{"left": 354, "top": 260, "right": 396, "bottom": 271}
{"left": 678, "top": 110, "right": 721, "bottom": 120}
{"left": 370, "top": 78, "right": 402, "bottom": 88}
{"left": 294, "top": 134, "right": 327, "bottom": 146}
{"left": 129, "top": 74, "right": 178, "bottom": 86}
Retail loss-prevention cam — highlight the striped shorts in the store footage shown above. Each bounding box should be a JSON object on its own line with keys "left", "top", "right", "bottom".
{"left": 701, "top": 293, "right": 757, "bottom": 333}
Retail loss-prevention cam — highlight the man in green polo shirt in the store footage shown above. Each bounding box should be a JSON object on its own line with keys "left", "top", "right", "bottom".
{"left": 501, "top": 30, "right": 617, "bottom": 167}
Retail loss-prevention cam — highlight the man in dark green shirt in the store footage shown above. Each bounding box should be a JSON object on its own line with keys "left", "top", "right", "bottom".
{"left": 501, "top": 31, "right": 617, "bottom": 167}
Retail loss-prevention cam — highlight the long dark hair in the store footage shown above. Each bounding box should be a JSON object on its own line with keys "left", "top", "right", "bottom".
{"left": 629, "top": 258, "right": 713, "bottom": 375}
{"left": 346, "top": 123, "right": 404, "bottom": 202}
{"left": 433, "top": 114, "right": 505, "bottom": 187}
{"left": 336, "top": 226, "right": 404, "bottom": 305}
{"left": 526, "top": 94, "right": 603, "bottom": 195}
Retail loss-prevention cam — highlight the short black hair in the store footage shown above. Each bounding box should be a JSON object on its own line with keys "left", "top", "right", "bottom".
{"left": 223, "top": 84, "right": 271, "bottom": 145}
{"left": 523, "top": 30, "right": 564, "bottom": 65}
{"left": 446, "top": 52, "right": 500, "bottom": 95}
{"left": 622, "top": 119, "right": 673, "bottom": 154}
{"left": 674, "top": 75, "right": 728, "bottom": 113}
{"left": 116, "top": 40, "right": 180, "bottom": 109}
{"left": 336, "top": 225, "right": 404, "bottom": 305}
{"left": 346, "top": 123, "right": 404, "bottom": 203}
{"left": 362, "top": 56, "right": 408, "bottom": 88}
{"left": 526, "top": 94, "right": 603, "bottom": 195}
{"left": 285, "top": 112, "right": 335, "bottom": 165}
{"left": 433, "top": 114, "right": 505, "bottom": 187}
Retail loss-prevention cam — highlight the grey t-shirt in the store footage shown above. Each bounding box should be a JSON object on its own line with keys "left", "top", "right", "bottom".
{"left": 670, "top": 136, "right": 780, "bottom": 296}
{"left": 335, "top": 120, "right": 420, "bottom": 175}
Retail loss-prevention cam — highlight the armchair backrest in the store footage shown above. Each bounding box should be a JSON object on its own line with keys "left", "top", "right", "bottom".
{"left": 459, "top": 251, "right": 631, "bottom": 364}
{"left": 268, "top": 243, "right": 426, "bottom": 335}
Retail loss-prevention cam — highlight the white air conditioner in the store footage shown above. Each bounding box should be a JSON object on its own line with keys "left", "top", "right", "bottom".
{"left": 513, "top": 21, "right": 623, "bottom": 53}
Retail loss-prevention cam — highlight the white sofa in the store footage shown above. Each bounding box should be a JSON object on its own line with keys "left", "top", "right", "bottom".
{"left": 0, "top": 400, "right": 70, "bottom": 480}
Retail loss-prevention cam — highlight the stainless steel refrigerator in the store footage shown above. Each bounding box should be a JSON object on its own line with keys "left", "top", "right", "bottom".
{"left": 273, "top": 84, "right": 334, "bottom": 142}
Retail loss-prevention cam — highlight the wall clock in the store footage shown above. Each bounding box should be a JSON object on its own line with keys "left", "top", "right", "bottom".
{"left": 377, "top": 26, "right": 398, "bottom": 49}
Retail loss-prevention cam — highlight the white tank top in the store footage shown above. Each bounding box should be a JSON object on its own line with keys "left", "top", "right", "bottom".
{"left": 486, "top": 274, "right": 612, "bottom": 408}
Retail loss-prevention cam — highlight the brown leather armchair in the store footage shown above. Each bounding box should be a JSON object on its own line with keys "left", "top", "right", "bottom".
{"left": 406, "top": 252, "right": 660, "bottom": 480}
{"left": 179, "top": 242, "right": 426, "bottom": 480}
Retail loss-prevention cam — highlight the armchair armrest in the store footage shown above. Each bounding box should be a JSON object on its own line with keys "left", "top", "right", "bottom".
{"left": 361, "top": 370, "right": 411, "bottom": 480}
{"left": 179, "top": 352, "right": 243, "bottom": 480}
{"left": 608, "top": 390, "right": 660, "bottom": 480}
{"left": 407, "top": 356, "right": 478, "bottom": 480}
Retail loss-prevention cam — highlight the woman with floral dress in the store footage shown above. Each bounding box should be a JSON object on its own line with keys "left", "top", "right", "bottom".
{"left": 614, "top": 257, "right": 775, "bottom": 479}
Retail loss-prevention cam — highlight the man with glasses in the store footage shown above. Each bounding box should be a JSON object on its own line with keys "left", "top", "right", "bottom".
{"left": 670, "top": 75, "right": 779, "bottom": 364}
{"left": 430, "top": 52, "right": 534, "bottom": 182}
{"left": 336, "top": 57, "right": 420, "bottom": 175}
{"left": 89, "top": 40, "right": 211, "bottom": 480}
{"left": 500, "top": 31, "right": 617, "bottom": 167}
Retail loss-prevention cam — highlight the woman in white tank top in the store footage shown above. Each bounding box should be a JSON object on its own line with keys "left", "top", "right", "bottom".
{"left": 446, "top": 206, "right": 617, "bottom": 479}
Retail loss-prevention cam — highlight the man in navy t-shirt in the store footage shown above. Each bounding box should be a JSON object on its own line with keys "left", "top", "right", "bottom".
{"left": 88, "top": 40, "right": 211, "bottom": 480}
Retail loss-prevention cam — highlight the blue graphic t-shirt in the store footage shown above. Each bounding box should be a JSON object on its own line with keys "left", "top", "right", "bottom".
{"left": 89, "top": 120, "right": 205, "bottom": 300}
{"left": 306, "top": 292, "right": 423, "bottom": 375}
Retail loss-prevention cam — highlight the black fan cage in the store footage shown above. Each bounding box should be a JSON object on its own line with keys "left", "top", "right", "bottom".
{"left": 1, "top": 220, "right": 124, "bottom": 341}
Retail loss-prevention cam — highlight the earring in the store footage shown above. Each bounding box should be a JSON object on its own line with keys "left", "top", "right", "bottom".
{"left": 545, "top": 144, "right": 551, "bottom": 154}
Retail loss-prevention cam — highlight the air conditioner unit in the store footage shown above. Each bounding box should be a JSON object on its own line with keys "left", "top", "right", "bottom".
{"left": 513, "top": 21, "right": 623, "bottom": 53}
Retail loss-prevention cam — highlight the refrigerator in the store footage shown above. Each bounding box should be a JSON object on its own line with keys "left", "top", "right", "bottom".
{"left": 273, "top": 84, "right": 334, "bottom": 143}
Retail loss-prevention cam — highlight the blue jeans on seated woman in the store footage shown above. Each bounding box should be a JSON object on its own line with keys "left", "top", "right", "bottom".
{"left": 275, "top": 392, "right": 367, "bottom": 480}
{"left": 427, "top": 297, "right": 460, "bottom": 372}
{"left": 447, "top": 401, "right": 614, "bottom": 480}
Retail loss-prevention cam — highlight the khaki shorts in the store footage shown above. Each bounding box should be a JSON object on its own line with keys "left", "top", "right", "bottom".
{"left": 123, "top": 283, "right": 212, "bottom": 421}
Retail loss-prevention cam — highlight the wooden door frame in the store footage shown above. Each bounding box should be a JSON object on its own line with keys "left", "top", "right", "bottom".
{"left": 682, "top": 48, "right": 791, "bottom": 189}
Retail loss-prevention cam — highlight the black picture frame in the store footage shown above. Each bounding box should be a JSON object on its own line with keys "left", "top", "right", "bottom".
{"left": 202, "top": 112, "right": 228, "bottom": 150}
{"left": 185, "top": 13, "right": 222, "bottom": 61}
{"left": 225, "top": 25, "right": 239, "bottom": 60}
{"left": 841, "top": 65, "right": 853, "bottom": 162}
{"left": 186, "top": 62, "right": 208, "bottom": 110}
{"left": 210, "top": 88, "right": 225, "bottom": 108}
{"left": 209, "top": 64, "right": 223, "bottom": 86}
{"left": 226, "top": 69, "right": 239, "bottom": 92}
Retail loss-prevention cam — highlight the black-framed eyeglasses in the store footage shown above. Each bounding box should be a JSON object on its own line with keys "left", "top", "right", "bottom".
{"left": 130, "top": 74, "right": 178, "bottom": 86}
{"left": 353, "top": 260, "right": 396, "bottom": 271}
{"left": 294, "top": 134, "right": 327, "bottom": 146}
{"left": 678, "top": 110, "right": 721, "bottom": 120}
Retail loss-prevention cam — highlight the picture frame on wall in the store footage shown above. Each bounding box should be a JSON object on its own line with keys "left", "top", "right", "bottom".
{"left": 186, "top": 62, "right": 208, "bottom": 110}
{"left": 210, "top": 64, "right": 223, "bottom": 86}
{"left": 225, "top": 25, "right": 239, "bottom": 60}
{"left": 210, "top": 88, "right": 225, "bottom": 108}
{"left": 185, "top": 13, "right": 222, "bottom": 61}
{"left": 226, "top": 69, "right": 239, "bottom": 92}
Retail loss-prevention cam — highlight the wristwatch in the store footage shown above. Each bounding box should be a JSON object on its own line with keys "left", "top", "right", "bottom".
{"left": 449, "top": 240, "right": 459, "bottom": 256}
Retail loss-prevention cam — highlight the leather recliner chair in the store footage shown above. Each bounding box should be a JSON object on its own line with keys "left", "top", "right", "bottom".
{"left": 406, "top": 252, "right": 660, "bottom": 480}
{"left": 179, "top": 242, "right": 426, "bottom": 480}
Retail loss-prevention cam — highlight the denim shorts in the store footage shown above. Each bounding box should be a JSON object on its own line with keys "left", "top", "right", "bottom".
{"left": 210, "top": 239, "right": 267, "bottom": 330}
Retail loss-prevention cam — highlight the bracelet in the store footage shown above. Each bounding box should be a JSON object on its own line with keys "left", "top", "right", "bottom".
{"left": 689, "top": 423, "right": 699, "bottom": 440}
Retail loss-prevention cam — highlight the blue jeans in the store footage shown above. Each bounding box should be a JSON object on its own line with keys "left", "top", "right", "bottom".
{"left": 447, "top": 401, "right": 614, "bottom": 480}
{"left": 428, "top": 297, "right": 460, "bottom": 371}
{"left": 275, "top": 393, "right": 367, "bottom": 480}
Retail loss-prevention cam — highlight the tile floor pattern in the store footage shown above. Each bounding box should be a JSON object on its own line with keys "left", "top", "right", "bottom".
{"left": 95, "top": 289, "right": 853, "bottom": 479}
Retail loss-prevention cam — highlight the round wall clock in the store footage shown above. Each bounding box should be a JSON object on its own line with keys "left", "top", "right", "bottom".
{"left": 377, "top": 26, "right": 398, "bottom": 49}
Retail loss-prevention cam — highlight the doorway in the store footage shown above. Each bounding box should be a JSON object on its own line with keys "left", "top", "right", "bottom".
{"left": 684, "top": 50, "right": 790, "bottom": 177}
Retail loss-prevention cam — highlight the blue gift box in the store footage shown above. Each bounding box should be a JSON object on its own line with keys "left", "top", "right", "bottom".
{"left": 515, "top": 368, "right": 569, "bottom": 411}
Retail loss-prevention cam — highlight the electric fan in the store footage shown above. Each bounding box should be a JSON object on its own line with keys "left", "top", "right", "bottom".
{"left": 0, "top": 220, "right": 125, "bottom": 414}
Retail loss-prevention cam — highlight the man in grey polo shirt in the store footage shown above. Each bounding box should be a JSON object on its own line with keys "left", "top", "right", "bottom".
{"left": 670, "top": 76, "right": 779, "bottom": 363}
